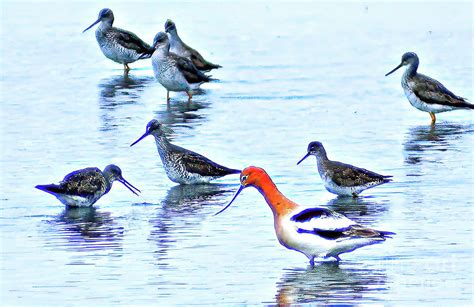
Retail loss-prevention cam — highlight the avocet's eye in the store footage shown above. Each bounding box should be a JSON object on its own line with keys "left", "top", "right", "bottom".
{"left": 241, "top": 175, "right": 248, "bottom": 183}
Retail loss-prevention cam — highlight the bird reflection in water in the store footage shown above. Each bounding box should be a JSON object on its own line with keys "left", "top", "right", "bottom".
{"left": 148, "top": 184, "right": 234, "bottom": 266}
{"left": 326, "top": 196, "right": 390, "bottom": 224}
{"left": 274, "top": 263, "right": 387, "bottom": 305}
{"left": 403, "top": 123, "right": 473, "bottom": 165}
{"left": 50, "top": 207, "right": 124, "bottom": 252}
{"left": 154, "top": 94, "right": 211, "bottom": 131}
{"left": 98, "top": 74, "right": 154, "bottom": 131}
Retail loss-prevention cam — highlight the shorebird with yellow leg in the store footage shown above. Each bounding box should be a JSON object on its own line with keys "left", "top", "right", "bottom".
{"left": 82, "top": 8, "right": 154, "bottom": 73}
{"left": 214, "top": 166, "right": 394, "bottom": 266}
{"left": 146, "top": 32, "right": 214, "bottom": 104}
{"left": 386, "top": 52, "right": 473, "bottom": 124}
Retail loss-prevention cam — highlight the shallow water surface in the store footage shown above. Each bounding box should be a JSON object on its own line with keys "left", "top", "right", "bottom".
{"left": 1, "top": 1, "right": 473, "bottom": 305}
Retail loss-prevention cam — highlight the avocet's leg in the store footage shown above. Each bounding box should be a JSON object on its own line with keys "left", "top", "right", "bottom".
{"left": 334, "top": 255, "right": 341, "bottom": 262}
{"left": 429, "top": 112, "right": 436, "bottom": 124}
{"left": 124, "top": 64, "right": 130, "bottom": 72}
{"left": 309, "top": 257, "right": 315, "bottom": 267}
{"left": 186, "top": 91, "right": 193, "bottom": 102}
{"left": 166, "top": 90, "right": 170, "bottom": 103}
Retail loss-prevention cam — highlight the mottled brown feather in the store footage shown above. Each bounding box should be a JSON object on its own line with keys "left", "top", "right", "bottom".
{"left": 409, "top": 74, "right": 470, "bottom": 107}
{"left": 325, "top": 161, "right": 391, "bottom": 187}
{"left": 113, "top": 27, "right": 153, "bottom": 54}
{"left": 342, "top": 225, "right": 386, "bottom": 238}
{"left": 61, "top": 168, "right": 108, "bottom": 197}
{"left": 169, "top": 53, "right": 212, "bottom": 84}
{"left": 178, "top": 153, "right": 240, "bottom": 177}
{"left": 186, "top": 46, "right": 221, "bottom": 71}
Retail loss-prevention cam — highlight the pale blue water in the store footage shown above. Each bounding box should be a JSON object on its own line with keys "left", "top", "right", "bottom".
{"left": 1, "top": 1, "right": 473, "bottom": 305}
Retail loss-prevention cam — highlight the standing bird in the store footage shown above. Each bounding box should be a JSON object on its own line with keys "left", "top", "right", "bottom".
{"left": 165, "top": 19, "right": 222, "bottom": 72}
{"left": 83, "top": 8, "right": 153, "bottom": 72}
{"left": 130, "top": 119, "right": 240, "bottom": 184}
{"left": 36, "top": 165, "right": 140, "bottom": 207}
{"left": 148, "top": 32, "right": 213, "bottom": 103}
{"left": 385, "top": 52, "right": 473, "bottom": 124}
{"left": 214, "top": 167, "right": 394, "bottom": 266}
{"left": 297, "top": 142, "right": 392, "bottom": 197}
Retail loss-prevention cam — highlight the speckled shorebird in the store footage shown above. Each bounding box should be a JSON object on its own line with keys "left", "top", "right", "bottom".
{"left": 130, "top": 119, "right": 240, "bottom": 184}
{"left": 214, "top": 167, "right": 394, "bottom": 265}
{"left": 165, "top": 19, "right": 222, "bottom": 72}
{"left": 83, "top": 8, "right": 153, "bottom": 72}
{"left": 297, "top": 142, "right": 392, "bottom": 197}
{"left": 385, "top": 52, "right": 473, "bottom": 124}
{"left": 147, "top": 32, "right": 213, "bottom": 103}
{"left": 35, "top": 165, "right": 140, "bottom": 207}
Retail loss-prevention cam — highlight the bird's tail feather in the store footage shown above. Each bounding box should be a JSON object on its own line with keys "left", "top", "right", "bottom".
{"left": 35, "top": 184, "right": 63, "bottom": 195}
{"left": 138, "top": 53, "right": 152, "bottom": 60}
{"left": 458, "top": 101, "right": 474, "bottom": 109}
{"left": 379, "top": 230, "right": 396, "bottom": 238}
{"left": 226, "top": 168, "right": 241, "bottom": 175}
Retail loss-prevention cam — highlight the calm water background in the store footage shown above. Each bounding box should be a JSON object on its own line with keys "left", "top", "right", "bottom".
{"left": 1, "top": 1, "right": 473, "bottom": 305}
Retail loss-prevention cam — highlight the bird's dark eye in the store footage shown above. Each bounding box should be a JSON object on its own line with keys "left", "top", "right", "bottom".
{"left": 241, "top": 175, "right": 248, "bottom": 182}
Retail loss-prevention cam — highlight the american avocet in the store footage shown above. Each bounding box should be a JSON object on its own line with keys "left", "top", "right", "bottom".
{"left": 130, "top": 120, "right": 240, "bottom": 184}
{"left": 36, "top": 165, "right": 140, "bottom": 207}
{"left": 215, "top": 166, "right": 394, "bottom": 265}
{"left": 385, "top": 52, "right": 473, "bottom": 124}
{"left": 146, "top": 32, "right": 214, "bottom": 103}
{"left": 297, "top": 142, "right": 392, "bottom": 197}
{"left": 165, "top": 19, "right": 222, "bottom": 72}
{"left": 83, "top": 8, "right": 153, "bottom": 72}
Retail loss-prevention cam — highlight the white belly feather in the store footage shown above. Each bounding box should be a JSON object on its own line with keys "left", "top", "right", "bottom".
{"left": 403, "top": 87, "right": 454, "bottom": 114}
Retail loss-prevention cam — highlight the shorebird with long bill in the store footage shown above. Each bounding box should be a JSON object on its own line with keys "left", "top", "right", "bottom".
{"left": 36, "top": 164, "right": 140, "bottom": 207}
{"left": 385, "top": 52, "right": 473, "bottom": 124}
{"left": 146, "top": 32, "right": 213, "bottom": 103}
{"left": 215, "top": 166, "right": 394, "bottom": 266}
{"left": 130, "top": 120, "right": 240, "bottom": 184}
{"left": 83, "top": 8, "right": 153, "bottom": 72}
{"left": 297, "top": 142, "right": 392, "bottom": 197}
{"left": 165, "top": 19, "right": 222, "bottom": 72}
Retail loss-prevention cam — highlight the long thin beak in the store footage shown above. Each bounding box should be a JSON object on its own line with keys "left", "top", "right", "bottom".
{"left": 297, "top": 153, "right": 311, "bottom": 165}
{"left": 214, "top": 185, "right": 244, "bottom": 216}
{"left": 130, "top": 131, "right": 149, "bottom": 147}
{"left": 82, "top": 18, "right": 101, "bottom": 33}
{"left": 119, "top": 177, "right": 141, "bottom": 196}
{"left": 385, "top": 62, "right": 403, "bottom": 76}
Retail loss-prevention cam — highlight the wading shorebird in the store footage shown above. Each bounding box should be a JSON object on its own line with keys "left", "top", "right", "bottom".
{"left": 147, "top": 32, "right": 213, "bottom": 103}
{"left": 297, "top": 142, "right": 392, "bottom": 197}
{"left": 83, "top": 8, "right": 153, "bottom": 72}
{"left": 165, "top": 19, "right": 222, "bottom": 72}
{"left": 130, "top": 119, "right": 240, "bottom": 184}
{"left": 36, "top": 164, "right": 140, "bottom": 207}
{"left": 214, "top": 167, "right": 394, "bottom": 265}
{"left": 385, "top": 52, "right": 473, "bottom": 124}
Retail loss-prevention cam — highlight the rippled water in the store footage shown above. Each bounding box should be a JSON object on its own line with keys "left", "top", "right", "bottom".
{"left": 1, "top": 1, "right": 473, "bottom": 305}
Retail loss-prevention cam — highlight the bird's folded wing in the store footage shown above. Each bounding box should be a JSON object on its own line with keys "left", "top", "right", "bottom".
{"left": 329, "top": 162, "right": 389, "bottom": 187}
{"left": 115, "top": 28, "right": 153, "bottom": 54}
{"left": 171, "top": 54, "right": 210, "bottom": 83}
{"left": 290, "top": 207, "right": 356, "bottom": 232}
{"left": 61, "top": 168, "right": 107, "bottom": 197}
{"left": 180, "top": 153, "right": 232, "bottom": 177}
{"left": 410, "top": 74, "right": 467, "bottom": 106}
